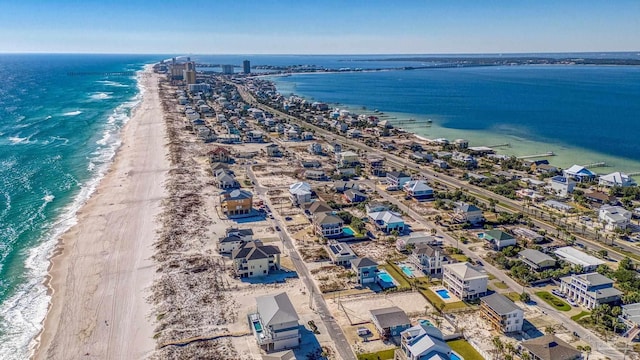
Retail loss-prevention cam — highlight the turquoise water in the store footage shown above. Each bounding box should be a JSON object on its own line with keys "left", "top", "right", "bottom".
{"left": 477, "top": 233, "right": 485, "bottom": 239}
{"left": 377, "top": 270, "right": 396, "bottom": 288}
{"left": 401, "top": 264, "right": 414, "bottom": 277}
{"left": 450, "top": 352, "right": 462, "bottom": 360}
{"left": 342, "top": 226, "right": 355, "bottom": 236}
{"left": 253, "top": 321, "right": 263, "bottom": 332}
{"left": 0, "top": 54, "right": 160, "bottom": 359}
{"left": 419, "top": 319, "right": 434, "bottom": 327}
{"left": 272, "top": 65, "right": 640, "bottom": 172}
{"left": 436, "top": 289, "right": 452, "bottom": 299}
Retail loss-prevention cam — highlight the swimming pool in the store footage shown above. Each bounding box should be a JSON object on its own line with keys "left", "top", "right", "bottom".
{"left": 477, "top": 233, "right": 484, "bottom": 239}
{"left": 419, "top": 319, "right": 434, "bottom": 327}
{"left": 450, "top": 351, "right": 462, "bottom": 360}
{"left": 343, "top": 226, "right": 355, "bottom": 236}
{"left": 400, "top": 265, "right": 414, "bottom": 277}
{"left": 377, "top": 270, "right": 397, "bottom": 289}
{"left": 435, "top": 289, "right": 451, "bottom": 299}
{"left": 253, "top": 321, "right": 263, "bottom": 332}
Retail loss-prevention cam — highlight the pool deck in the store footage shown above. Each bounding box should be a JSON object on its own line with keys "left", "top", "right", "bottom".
{"left": 396, "top": 261, "right": 419, "bottom": 278}
{"left": 429, "top": 285, "right": 461, "bottom": 304}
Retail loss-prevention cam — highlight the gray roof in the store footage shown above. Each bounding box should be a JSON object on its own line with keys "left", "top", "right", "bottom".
{"left": 456, "top": 202, "right": 481, "bottom": 213}
{"left": 222, "top": 189, "right": 252, "bottom": 200}
{"left": 220, "top": 235, "right": 242, "bottom": 243}
{"left": 315, "top": 212, "right": 343, "bottom": 225}
{"left": 307, "top": 201, "right": 332, "bottom": 214}
{"left": 231, "top": 241, "right": 280, "bottom": 261}
{"left": 519, "top": 249, "right": 555, "bottom": 266}
{"left": 591, "top": 287, "right": 623, "bottom": 299}
{"left": 227, "top": 228, "right": 253, "bottom": 236}
{"left": 370, "top": 306, "right": 410, "bottom": 329}
{"left": 481, "top": 293, "right": 522, "bottom": 315}
{"left": 577, "top": 272, "right": 614, "bottom": 287}
{"left": 351, "top": 257, "right": 378, "bottom": 269}
{"left": 521, "top": 335, "right": 580, "bottom": 360}
{"left": 414, "top": 244, "right": 438, "bottom": 257}
{"left": 256, "top": 292, "right": 299, "bottom": 327}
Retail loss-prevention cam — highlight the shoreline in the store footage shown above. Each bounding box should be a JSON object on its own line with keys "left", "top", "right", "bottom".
{"left": 33, "top": 66, "right": 166, "bottom": 359}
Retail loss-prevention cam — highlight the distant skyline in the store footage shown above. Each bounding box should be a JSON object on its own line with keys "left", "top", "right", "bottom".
{"left": 1, "top": 0, "right": 638, "bottom": 54}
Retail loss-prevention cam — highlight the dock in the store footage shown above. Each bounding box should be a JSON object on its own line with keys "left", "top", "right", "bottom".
{"left": 488, "top": 143, "right": 510, "bottom": 148}
{"left": 517, "top": 151, "right": 555, "bottom": 159}
{"left": 581, "top": 162, "right": 607, "bottom": 168}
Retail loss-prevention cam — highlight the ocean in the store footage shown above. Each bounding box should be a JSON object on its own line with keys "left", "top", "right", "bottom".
{"left": 1, "top": 53, "right": 639, "bottom": 358}
{"left": 0, "top": 54, "right": 160, "bottom": 358}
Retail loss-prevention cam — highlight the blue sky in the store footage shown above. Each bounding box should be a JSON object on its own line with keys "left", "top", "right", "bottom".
{"left": 0, "top": 0, "right": 638, "bottom": 54}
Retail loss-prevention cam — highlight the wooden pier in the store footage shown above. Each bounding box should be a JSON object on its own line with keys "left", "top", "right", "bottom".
{"left": 517, "top": 151, "right": 555, "bottom": 159}
{"left": 581, "top": 162, "right": 607, "bottom": 168}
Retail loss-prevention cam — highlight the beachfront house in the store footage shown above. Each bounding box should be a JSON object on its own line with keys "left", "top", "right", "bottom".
{"left": 518, "top": 249, "right": 556, "bottom": 271}
{"left": 231, "top": 240, "right": 281, "bottom": 278}
{"left": 480, "top": 293, "right": 524, "bottom": 333}
{"left": 482, "top": 229, "right": 516, "bottom": 250}
{"left": 289, "top": 182, "right": 312, "bottom": 206}
{"left": 209, "top": 147, "right": 232, "bottom": 163}
{"left": 442, "top": 262, "right": 488, "bottom": 300}
{"left": 218, "top": 228, "right": 254, "bottom": 254}
{"left": 313, "top": 212, "right": 344, "bottom": 239}
{"left": 368, "top": 210, "right": 405, "bottom": 233}
{"left": 599, "top": 205, "right": 632, "bottom": 230}
{"left": 386, "top": 171, "right": 412, "bottom": 189}
{"left": 351, "top": 257, "right": 378, "bottom": 285}
{"left": 370, "top": 306, "right": 411, "bottom": 339}
{"left": 325, "top": 241, "right": 357, "bottom": 266}
{"left": 559, "top": 272, "right": 622, "bottom": 310}
{"left": 554, "top": 246, "right": 604, "bottom": 272}
{"left": 249, "top": 292, "right": 300, "bottom": 352}
{"left": 550, "top": 176, "right": 576, "bottom": 197}
{"left": 563, "top": 165, "right": 596, "bottom": 182}
{"left": 402, "top": 180, "right": 434, "bottom": 199}
{"left": 220, "top": 189, "right": 253, "bottom": 217}
{"left": 453, "top": 202, "right": 484, "bottom": 225}
{"left": 214, "top": 169, "right": 240, "bottom": 189}
{"left": 521, "top": 335, "right": 581, "bottom": 360}
{"left": 396, "top": 232, "right": 441, "bottom": 252}
{"left": 409, "top": 244, "right": 445, "bottom": 275}
{"left": 395, "top": 323, "right": 453, "bottom": 360}
{"left": 599, "top": 171, "right": 636, "bottom": 188}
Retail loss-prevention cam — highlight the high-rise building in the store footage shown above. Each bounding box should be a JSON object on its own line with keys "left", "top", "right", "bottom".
{"left": 243, "top": 60, "right": 250, "bottom": 74}
{"left": 221, "top": 64, "right": 234, "bottom": 74}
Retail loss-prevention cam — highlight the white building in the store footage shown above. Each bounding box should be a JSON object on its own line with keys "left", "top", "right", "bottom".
{"left": 288, "top": 182, "right": 312, "bottom": 205}
{"left": 249, "top": 292, "right": 300, "bottom": 352}
{"left": 599, "top": 205, "right": 632, "bottom": 230}
{"left": 599, "top": 171, "right": 636, "bottom": 188}
{"left": 395, "top": 324, "right": 453, "bottom": 360}
{"left": 550, "top": 176, "right": 576, "bottom": 197}
{"left": 560, "top": 272, "right": 623, "bottom": 310}
{"left": 442, "top": 262, "right": 488, "bottom": 300}
{"left": 480, "top": 293, "right": 524, "bottom": 333}
{"left": 554, "top": 246, "right": 604, "bottom": 272}
{"left": 453, "top": 202, "right": 484, "bottom": 225}
{"left": 409, "top": 244, "right": 445, "bottom": 274}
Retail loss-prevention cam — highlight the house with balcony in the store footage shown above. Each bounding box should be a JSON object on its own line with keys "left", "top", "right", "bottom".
{"left": 266, "top": 143, "right": 282, "bottom": 157}
{"left": 370, "top": 306, "right": 411, "bottom": 339}
{"left": 368, "top": 210, "right": 405, "bottom": 233}
{"left": 231, "top": 240, "right": 281, "bottom": 278}
{"left": 396, "top": 232, "right": 441, "bottom": 252}
{"left": 325, "top": 241, "right": 357, "bottom": 266}
{"left": 289, "top": 182, "right": 312, "bottom": 206}
{"left": 482, "top": 229, "right": 516, "bottom": 250}
{"left": 563, "top": 165, "right": 596, "bottom": 182}
{"left": 214, "top": 169, "right": 239, "bottom": 189}
{"left": 220, "top": 189, "right": 253, "bottom": 217}
{"left": 452, "top": 202, "right": 483, "bottom": 225}
{"left": 386, "top": 171, "right": 412, "bottom": 189}
{"left": 305, "top": 201, "right": 332, "bottom": 217}
{"left": 218, "top": 234, "right": 248, "bottom": 254}
{"left": 599, "top": 171, "right": 636, "bottom": 188}
{"left": 249, "top": 292, "right": 300, "bottom": 352}
{"left": 559, "top": 272, "right": 622, "bottom": 309}
{"left": 599, "top": 205, "right": 632, "bottom": 230}
{"left": 304, "top": 170, "right": 326, "bottom": 181}
{"left": 394, "top": 323, "right": 453, "bottom": 360}
{"left": 313, "top": 212, "right": 344, "bottom": 239}
{"left": 480, "top": 293, "right": 524, "bottom": 333}
{"left": 409, "top": 244, "right": 445, "bottom": 275}
{"left": 519, "top": 249, "right": 556, "bottom": 271}
{"left": 343, "top": 189, "right": 367, "bottom": 203}
{"left": 442, "top": 262, "right": 488, "bottom": 300}
{"left": 550, "top": 176, "right": 576, "bottom": 197}
{"left": 336, "top": 151, "right": 359, "bottom": 168}
{"left": 366, "top": 155, "right": 386, "bottom": 176}
{"left": 521, "top": 335, "right": 581, "bottom": 360}
{"left": 351, "top": 257, "right": 378, "bottom": 285}
{"left": 402, "top": 180, "right": 434, "bottom": 199}
{"left": 208, "top": 146, "right": 232, "bottom": 163}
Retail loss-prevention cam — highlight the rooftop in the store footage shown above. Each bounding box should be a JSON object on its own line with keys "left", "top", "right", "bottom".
{"left": 554, "top": 246, "right": 605, "bottom": 267}
{"left": 370, "top": 306, "right": 411, "bottom": 329}
{"left": 481, "top": 293, "right": 522, "bottom": 315}
{"left": 521, "top": 335, "right": 581, "bottom": 360}
{"left": 256, "top": 292, "right": 299, "bottom": 327}
{"left": 444, "top": 262, "right": 488, "bottom": 281}
{"left": 351, "top": 257, "right": 378, "bottom": 269}
{"left": 519, "top": 249, "right": 555, "bottom": 265}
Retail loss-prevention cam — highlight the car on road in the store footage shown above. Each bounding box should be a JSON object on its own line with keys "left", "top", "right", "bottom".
{"left": 275, "top": 226, "right": 281, "bottom": 231}
{"left": 285, "top": 216, "right": 293, "bottom": 221}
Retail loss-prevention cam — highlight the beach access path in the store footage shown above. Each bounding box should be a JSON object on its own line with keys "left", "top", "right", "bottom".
{"left": 34, "top": 68, "right": 165, "bottom": 360}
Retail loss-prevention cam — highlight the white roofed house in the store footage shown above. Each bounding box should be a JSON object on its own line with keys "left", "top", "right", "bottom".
{"left": 554, "top": 246, "right": 604, "bottom": 272}
{"left": 452, "top": 202, "right": 483, "bottom": 225}
{"left": 563, "top": 165, "right": 596, "bottom": 182}
{"left": 395, "top": 323, "right": 453, "bottom": 360}
{"left": 368, "top": 210, "right": 405, "bottom": 233}
{"left": 396, "top": 232, "right": 441, "bottom": 252}
{"left": 249, "top": 292, "right": 300, "bottom": 352}
{"left": 325, "top": 241, "right": 357, "bottom": 266}
{"left": 550, "top": 175, "right": 576, "bottom": 197}
{"left": 599, "top": 171, "right": 636, "bottom": 188}
{"left": 599, "top": 204, "right": 632, "bottom": 231}
{"left": 443, "top": 262, "right": 488, "bottom": 300}
{"left": 402, "top": 180, "right": 434, "bottom": 200}
{"left": 336, "top": 150, "right": 359, "bottom": 168}
{"left": 288, "top": 182, "right": 312, "bottom": 206}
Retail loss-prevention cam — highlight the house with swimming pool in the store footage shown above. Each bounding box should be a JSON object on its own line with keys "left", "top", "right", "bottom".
{"left": 443, "top": 262, "right": 488, "bottom": 301}
{"left": 394, "top": 323, "right": 455, "bottom": 360}
{"left": 313, "top": 212, "right": 344, "bottom": 239}
{"left": 351, "top": 257, "right": 378, "bottom": 286}
{"left": 409, "top": 244, "right": 445, "bottom": 275}
{"left": 368, "top": 210, "right": 405, "bottom": 233}
{"left": 248, "top": 292, "right": 300, "bottom": 352}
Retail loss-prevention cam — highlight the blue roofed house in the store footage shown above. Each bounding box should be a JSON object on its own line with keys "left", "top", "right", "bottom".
{"left": 351, "top": 257, "right": 378, "bottom": 285}
{"left": 368, "top": 210, "right": 405, "bottom": 233}
{"left": 403, "top": 180, "right": 434, "bottom": 199}
{"left": 395, "top": 323, "right": 453, "bottom": 360}
{"left": 563, "top": 165, "right": 596, "bottom": 182}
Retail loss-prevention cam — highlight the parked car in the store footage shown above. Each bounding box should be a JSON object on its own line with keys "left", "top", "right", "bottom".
{"left": 275, "top": 226, "right": 281, "bottom": 231}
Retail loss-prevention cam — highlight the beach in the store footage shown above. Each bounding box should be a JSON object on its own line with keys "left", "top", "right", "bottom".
{"left": 34, "top": 67, "right": 165, "bottom": 359}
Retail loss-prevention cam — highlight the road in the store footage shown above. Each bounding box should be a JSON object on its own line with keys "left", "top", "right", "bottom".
{"left": 364, "top": 180, "right": 625, "bottom": 359}
{"left": 246, "top": 166, "right": 357, "bottom": 360}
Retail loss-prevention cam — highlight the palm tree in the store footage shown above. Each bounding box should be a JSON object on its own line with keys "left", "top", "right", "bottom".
{"left": 520, "top": 351, "right": 531, "bottom": 360}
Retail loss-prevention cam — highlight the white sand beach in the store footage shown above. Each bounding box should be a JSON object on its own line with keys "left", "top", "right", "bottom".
{"left": 34, "top": 68, "right": 166, "bottom": 359}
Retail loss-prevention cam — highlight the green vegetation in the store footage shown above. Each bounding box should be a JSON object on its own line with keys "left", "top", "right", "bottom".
{"left": 597, "top": 258, "right": 640, "bottom": 303}
{"left": 535, "top": 291, "right": 571, "bottom": 311}
{"left": 451, "top": 254, "right": 470, "bottom": 262}
{"left": 357, "top": 348, "right": 396, "bottom": 360}
{"left": 505, "top": 292, "right": 521, "bottom": 302}
{"left": 381, "top": 263, "right": 411, "bottom": 291}
{"left": 419, "top": 288, "right": 468, "bottom": 312}
{"left": 493, "top": 281, "right": 509, "bottom": 289}
{"left": 447, "top": 339, "right": 484, "bottom": 360}
{"left": 571, "top": 311, "right": 591, "bottom": 322}
{"left": 336, "top": 211, "right": 366, "bottom": 234}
